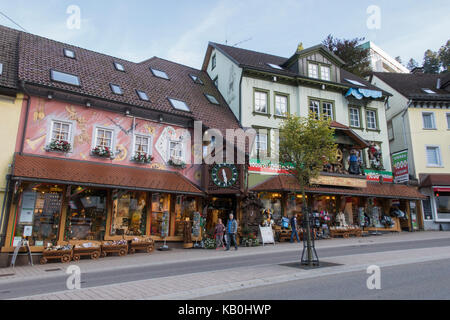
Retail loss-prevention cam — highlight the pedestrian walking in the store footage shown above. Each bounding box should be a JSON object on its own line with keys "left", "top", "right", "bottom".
{"left": 226, "top": 213, "right": 238, "bottom": 251}
{"left": 214, "top": 218, "right": 225, "bottom": 250}
{"left": 290, "top": 213, "right": 300, "bottom": 243}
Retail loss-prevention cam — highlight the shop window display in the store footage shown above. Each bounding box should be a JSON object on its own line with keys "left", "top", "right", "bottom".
{"left": 65, "top": 187, "right": 107, "bottom": 241}
{"left": 111, "top": 191, "right": 147, "bottom": 236}
{"left": 260, "top": 193, "right": 283, "bottom": 223}
{"left": 175, "top": 196, "right": 197, "bottom": 237}
{"left": 151, "top": 193, "right": 170, "bottom": 237}
{"left": 13, "top": 184, "right": 63, "bottom": 247}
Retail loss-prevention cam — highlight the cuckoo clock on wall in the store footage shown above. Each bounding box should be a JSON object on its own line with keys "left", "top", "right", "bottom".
{"left": 211, "top": 164, "right": 239, "bottom": 188}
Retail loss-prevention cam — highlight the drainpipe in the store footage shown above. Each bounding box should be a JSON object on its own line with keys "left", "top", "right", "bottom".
{"left": 19, "top": 80, "right": 31, "bottom": 155}
{"left": 0, "top": 174, "right": 12, "bottom": 247}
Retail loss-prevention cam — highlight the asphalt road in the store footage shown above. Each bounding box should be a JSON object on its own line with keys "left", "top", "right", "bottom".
{"left": 201, "top": 258, "right": 450, "bottom": 300}
{"left": 1, "top": 237, "right": 449, "bottom": 299}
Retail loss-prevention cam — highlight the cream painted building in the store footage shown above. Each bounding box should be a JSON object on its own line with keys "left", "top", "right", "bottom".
{"left": 371, "top": 71, "right": 450, "bottom": 230}
{"left": 202, "top": 43, "right": 392, "bottom": 187}
{"left": 0, "top": 25, "right": 22, "bottom": 248}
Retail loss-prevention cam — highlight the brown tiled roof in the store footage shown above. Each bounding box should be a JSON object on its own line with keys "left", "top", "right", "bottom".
{"left": 13, "top": 26, "right": 240, "bottom": 131}
{"left": 420, "top": 174, "right": 450, "bottom": 187}
{"left": 12, "top": 154, "right": 204, "bottom": 195}
{"left": 251, "top": 174, "right": 426, "bottom": 200}
{"left": 372, "top": 72, "right": 450, "bottom": 101}
{"left": 0, "top": 25, "right": 19, "bottom": 90}
{"left": 331, "top": 121, "right": 369, "bottom": 148}
{"left": 206, "top": 42, "right": 389, "bottom": 95}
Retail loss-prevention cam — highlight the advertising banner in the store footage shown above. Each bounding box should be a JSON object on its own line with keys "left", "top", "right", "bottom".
{"left": 392, "top": 150, "right": 409, "bottom": 184}
{"left": 364, "top": 169, "right": 394, "bottom": 183}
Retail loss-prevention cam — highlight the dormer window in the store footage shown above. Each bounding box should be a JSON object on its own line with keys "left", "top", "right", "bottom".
{"left": 110, "top": 84, "right": 123, "bottom": 95}
{"left": 64, "top": 49, "right": 75, "bottom": 59}
{"left": 205, "top": 94, "right": 219, "bottom": 105}
{"left": 151, "top": 68, "right": 169, "bottom": 80}
{"left": 422, "top": 88, "right": 436, "bottom": 94}
{"left": 190, "top": 74, "right": 204, "bottom": 85}
{"left": 321, "top": 66, "right": 331, "bottom": 81}
{"left": 136, "top": 90, "right": 149, "bottom": 101}
{"left": 308, "top": 63, "right": 319, "bottom": 79}
{"left": 114, "top": 62, "right": 125, "bottom": 72}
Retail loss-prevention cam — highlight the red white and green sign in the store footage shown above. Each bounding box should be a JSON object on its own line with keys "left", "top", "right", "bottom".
{"left": 392, "top": 150, "right": 409, "bottom": 184}
{"left": 364, "top": 169, "right": 394, "bottom": 183}
{"left": 249, "top": 159, "right": 290, "bottom": 174}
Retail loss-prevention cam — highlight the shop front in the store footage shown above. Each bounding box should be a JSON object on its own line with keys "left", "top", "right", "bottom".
{"left": 420, "top": 174, "right": 450, "bottom": 231}
{"left": 0, "top": 154, "right": 204, "bottom": 265}
{"left": 250, "top": 174, "right": 426, "bottom": 240}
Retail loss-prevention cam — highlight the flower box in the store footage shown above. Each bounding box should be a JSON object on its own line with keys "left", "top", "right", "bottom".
{"left": 168, "top": 157, "right": 186, "bottom": 169}
{"left": 45, "top": 140, "right": 71, "bottom": 153}
{"left": 92, "top": 146, "right": 113, "bottom": 158}
{"left": 131, "top": 152, "right": 153, "bottom": 164}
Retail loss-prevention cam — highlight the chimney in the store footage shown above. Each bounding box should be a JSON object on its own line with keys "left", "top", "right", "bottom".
{"left": 411, "top": 67, "right": 424, "bottom": 74}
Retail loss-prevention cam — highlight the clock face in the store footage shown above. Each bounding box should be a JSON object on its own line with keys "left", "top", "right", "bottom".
{"left": 211, "top": 164, "right": 239, "bottom": 188}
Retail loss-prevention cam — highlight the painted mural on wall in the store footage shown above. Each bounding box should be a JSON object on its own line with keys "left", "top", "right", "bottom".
{"left": 22, "top": 97, "right": 202, "bottom": 185}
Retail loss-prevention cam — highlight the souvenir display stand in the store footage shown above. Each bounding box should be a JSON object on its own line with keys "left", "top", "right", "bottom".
{"left": 40, "top": 245, "right": 73, "bottom": 264}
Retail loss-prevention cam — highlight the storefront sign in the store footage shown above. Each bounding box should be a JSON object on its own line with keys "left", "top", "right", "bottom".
{"left": 392, "top": 150, "right": 409, "bottom": 184}
{"left": 23, "top": 226, "right": 33, "bottom": 237}
{"left": 259, "top": 226, "right": 275, "bottom": 246}
{"left": 19, "top": 191, "right": 37, "bottom": 223}
{"left": 311, "top": 175, "right": 367, "bottom": 188}
{"left": 364, "top": 169, "right": 394, "bottom": 183}
{"left": 249, "top": 159, "right": 290, "bottom": 175}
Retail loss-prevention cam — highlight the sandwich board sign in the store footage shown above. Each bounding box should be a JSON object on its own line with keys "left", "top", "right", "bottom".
{"left": 259, "top": 226, "right": 275, "bottom": 246}
{"left": 10, "top": 238, "right": 33, "bottom": 268}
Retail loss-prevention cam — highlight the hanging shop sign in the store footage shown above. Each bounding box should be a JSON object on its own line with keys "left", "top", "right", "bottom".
{"left": 364, "top": 169, "right": 394, "bottom": 183}
{"left": 392, "top": 150, "right": 409, "bottom": 184}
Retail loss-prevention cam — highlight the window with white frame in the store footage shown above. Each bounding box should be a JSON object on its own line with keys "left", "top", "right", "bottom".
{"left": 387, "top": 121, "right": 394, "bottom": 141}
{"left": 254, "top": 90, "right": 268, "bottom": 114}
{"left": 134, "top": 134, "right": 151, "bottom": 155}
{"left": 255, "top": 132, "right": 268, "bottom": 153}
{"left": 349, "top": 107, "right": 361, "bottom": 128}
{"left": 426, "top": 146, "right": 442, "bottom": 167}
{"left": 51, "top": 120, "right": 71, "bottom": 142}
{"left": 320, "top": 66, "right": 331, "bottom": 81}
{"left": 422, "top": 112, "right": 436, "bottom": 129}
{"left": 275, "top": 94, "right": 288, "bottom": 116}
{"left": 309, "top": 100, "right": 320, "bottom": 119}
{"left": 169, "top": 141, "right": 184, "bottom": 160}
{"left": 308, "top": 63, "right": 319, "bottom": 79}
{"left": 95, "top": 128, "right": 114, "bottom": 149}
{"left": 366, "top": 109, "right": 378, "bottom": 130}
{"left": 322, "top": 102, "right": 333, "bottom": 120}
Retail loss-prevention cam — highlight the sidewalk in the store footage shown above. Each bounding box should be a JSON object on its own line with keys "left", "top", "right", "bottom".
{"left": 1, "top": 231, "right": 449, "bottom": 283}
{"left": 16, "top": 245, "right": 450, "bottom": 300}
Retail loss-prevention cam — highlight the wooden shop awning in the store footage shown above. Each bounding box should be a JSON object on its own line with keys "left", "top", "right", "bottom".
{"left": 251, "top": 174, "right": 426, "bottom": 200}
{"left": 11, "top": 154, "right": 204, "bottom": 196}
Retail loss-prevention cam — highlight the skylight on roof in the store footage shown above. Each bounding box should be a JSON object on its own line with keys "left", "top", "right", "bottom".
{"left": 190, "top": 74, "right": 204, "bottom": 84}
{"left": 64, "top": 49, "right": 75, "bottom": 59}
{"left": 50, "top": 70, "right": 80, "bottom": 86}
{"left": 0, "top": 63, "right": 3, "bottom": 76}
{"left": 168, "top": 98, "right": 190, "bottom": 112}
{"left": 205, "top": 94, "right": 219, "bottom": 105}
{"left": 151, "top": 68, "right": 169, "bottom": 80}
{"left": 345, "top": 79, "right": 366, "bottom": 87}
{"left": 110, "top": 84, "right": 123, "bottom": 95}
{"left": 422, "top": 88, "right": 436, "bottom": 94}
{"left": 114, "top": 62, "right": 125, "bottom": 72}
{"left": 136, "top": 90, "right": 149, "bottom": 101}
{"left": 267, "top": 63, "right": 283, "bottom": 70}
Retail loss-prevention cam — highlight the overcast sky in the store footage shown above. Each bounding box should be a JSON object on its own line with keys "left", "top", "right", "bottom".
{"left": 1, "top": 0, "right": 449, "bottom": 69}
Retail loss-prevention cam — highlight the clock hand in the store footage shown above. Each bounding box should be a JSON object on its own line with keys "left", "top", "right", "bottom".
{"left": 222, "top": 168, "right": 228, "bottom": 184}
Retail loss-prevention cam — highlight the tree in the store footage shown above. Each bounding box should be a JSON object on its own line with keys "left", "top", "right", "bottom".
{"left": 406, "top": 58, "right": 419, "bottom": 71}
{"left": 423, "top": 49, "right": 441, "bottom": 74}
{"left": 438, "top": 40, "right": 450, "bottom": 73}
{"left": 279, "top": 114, "right": 337, "bottom": 266}
{"left": 322, "top": 35, "right": 371, "bottom": 78}
{"left": 395, "top": 56, "right": 402, "bottom": 64}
